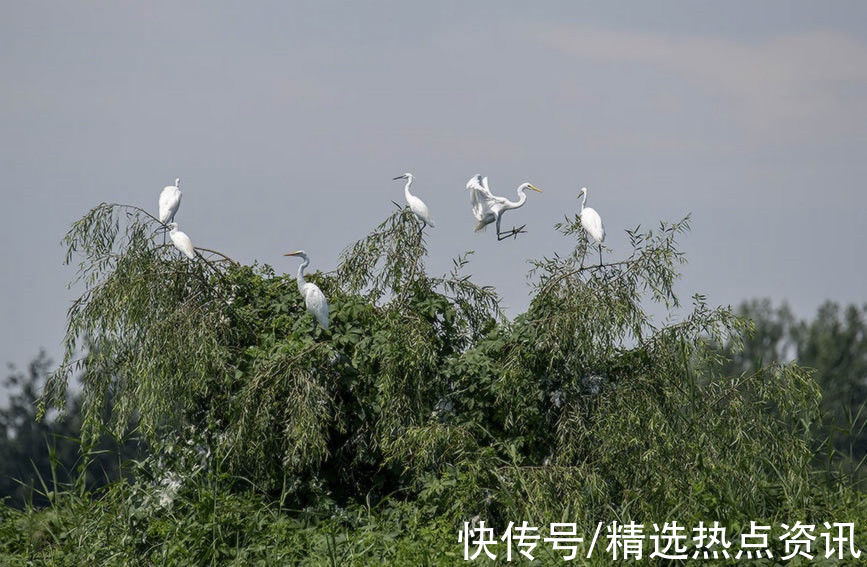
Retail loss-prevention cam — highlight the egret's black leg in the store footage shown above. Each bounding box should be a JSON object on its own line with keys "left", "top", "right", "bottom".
{"left": 497, "top": 225, "right": 527, "bottom": 240}
{"left": 495, "top": 215, "right": 516, "bottom": 240}
{"left": 599, "top": 246, "right": 603, "bottom": 267}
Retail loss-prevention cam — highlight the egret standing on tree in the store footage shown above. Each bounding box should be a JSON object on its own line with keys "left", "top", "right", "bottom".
{"left": 168, "top": 222, "right": 195, "bottom": 260}
{"left": 393, "top": 173, "right": 434, "bottom": 235}
{"left": 578, "top": 187, "right": 606, "bottom": 266}
{"left": 284, "top": 250, "right": 330, "bottom": 331}
{"left": 159, "top": 178, "right": 182, "bottom": 224}
{"left": 466, "top": 174, "right": 542, "bottom": 241}
{"left": 158, "top": 178, "right": 181, "bottom": 244}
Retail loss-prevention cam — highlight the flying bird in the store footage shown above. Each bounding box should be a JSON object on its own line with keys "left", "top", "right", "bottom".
{"left": 393, "top": 173, "right": 434, "bottom": 234}
{"left": 466, "top": 174, "right": 542, "bottom": 241}
{"left": 158, "top": 178, "right": 182, "bottom": 244}
{"left": 284, "top": 250, "right": 330, "bottom": 331}
{"left": 578, "top": 187, "right": 605, "bottom": 266}
{"left": 168, "top": 222, "right": 195, "bottom": 260}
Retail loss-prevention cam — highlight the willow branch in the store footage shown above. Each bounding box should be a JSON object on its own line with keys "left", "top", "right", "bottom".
{"left": 539, "top": 257, "right": 640, "bottom": 296}
{"left": 194, "top": 247, "right": 239, "bottom": 266}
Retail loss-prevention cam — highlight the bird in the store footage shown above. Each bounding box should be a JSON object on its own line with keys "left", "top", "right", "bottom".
{"left": 168, "top": 222, "right": 195, "bottom": 260}
{"left": 284, "top": 250, "right": 330, "bottom": 331}
{"left": 159, "top": 178, "right": 182, "bottom": 224}
{"left": 393, "top": 173, "right": 434, "bottom": 234}
{"left": 466, "top": 174, "right": 542, "bottom": 241}
{"left": 578, "top": 187, "right": 605, "bottom": 266}
{"left": 158, "top": 178, "right": 182, "bottom": 244}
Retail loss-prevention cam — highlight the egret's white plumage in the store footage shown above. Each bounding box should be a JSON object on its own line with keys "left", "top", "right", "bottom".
{"left": 168, "top": 222, "right": 195, "bottom": 259}
{"left": 393, "top": 173, "right": 434, "bottom": 231}
{"left": 159, "top": 178, "right": 182, "bottom": 225}
{"left": 284, "top": 250, "right": 329, "bottom": 331}
{"left": 466, "top": 174, "right": 542, "bottom": 240}
{"left": 578, "top": 187, "right": 605, "bottom": 244}
{"left": 578, "top": 187, "right": 606, "bottom": 265}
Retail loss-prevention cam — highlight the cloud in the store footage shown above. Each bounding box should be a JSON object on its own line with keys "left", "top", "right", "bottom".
{"left": 535, "top": 27, "right": 867, "bottom": 137}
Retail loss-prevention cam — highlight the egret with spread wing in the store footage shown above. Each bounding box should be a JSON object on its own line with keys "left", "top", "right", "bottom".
{"left": 393, "top": 173, "right": 434, "bottom": 234}
{"left": 168, "top": 222, "right": 195, "bottom": 260}
{"left": 466, "top": 174, "right": 542, "bottom": 241}
{"left": 578, "top": 187, "right": 606, "bottom": 266}
{"left": 284, "top": 250, "right": 330, "bottom": 331}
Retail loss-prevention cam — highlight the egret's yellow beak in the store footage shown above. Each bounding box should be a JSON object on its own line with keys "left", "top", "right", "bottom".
{"left": 284, "top": 251, "right": 302, "bottom": 257}
{"left": 528, "top": 184, "right": 542, "bottom": 193}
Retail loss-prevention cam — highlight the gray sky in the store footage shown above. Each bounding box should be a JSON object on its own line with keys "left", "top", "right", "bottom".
{"left": 2, "top": 2, "right": 867, "bottom": 396}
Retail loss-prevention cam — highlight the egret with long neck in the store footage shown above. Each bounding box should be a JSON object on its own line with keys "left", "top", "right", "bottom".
{"left": 466, "top": 174, "right": 542, "bottom": 240}
{"left": 284, "top": 250, "right": 330, "bottom": 331}
{"left": 393, "top": 173, "right": 434, "bottom": 235}
{"left": 577, "top": 187, "right": 606, "bottom": 266}
{"left": 158, "top": 177, "right": 182, "bottom": 244}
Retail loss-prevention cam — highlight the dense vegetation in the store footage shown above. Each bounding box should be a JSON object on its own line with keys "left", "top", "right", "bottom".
{"left": 724, "top": 300, "right": 867, "bottom": 483}
{"left": 1, "top": 203, "right": 864, "bottom": 564}
{"left": 0, "top": 352, "right": 139, "bottom": 508}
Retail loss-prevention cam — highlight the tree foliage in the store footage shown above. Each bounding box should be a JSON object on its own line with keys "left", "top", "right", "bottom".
{"left": 723, "top": 299, "right": 867, "bottom": 485}
{"left": 30, "top": 199, "right": 859, "bottom": 559}
{"left": 0, "top": 352, "right": 138, "bottom": 507}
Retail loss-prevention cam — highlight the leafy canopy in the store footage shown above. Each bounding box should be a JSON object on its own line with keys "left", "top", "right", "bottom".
{"left": 41, "top": 200, "right": 829, "bottom": 527}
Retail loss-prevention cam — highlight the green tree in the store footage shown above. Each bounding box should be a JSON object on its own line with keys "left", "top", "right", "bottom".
{"left": 0, "top": 352, "right": 77, "bottom": 505}
{"left": 729, "top": 299, "right": 867, "bottom": 482}
{"left": 796, "top": 303, "right": 867, "bottom": 423}
{"left": 16, "top": 201, "right": 857, "bottom": 563}
{"left": 722, "top": 298, "right": 797, "bottom": 374}
{"left": 1, "top": 352, "right": 139, "bottom": 507}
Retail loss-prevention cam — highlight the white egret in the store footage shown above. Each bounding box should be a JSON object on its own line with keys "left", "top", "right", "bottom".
{"left": 578, "top": 187, "right": 606, "bottom": 266}
{"left": 168, "top": 222, "right": 195, "bottom": 260}
{"left": 466, "top": 174, "right": 542, "bottom": 241}
{"left": 159, "top": 178, "right": 182, "bottom": 224}
{"left": 393, "top": 173, "right": 435, "bottom": 234}
{"left": 158, "top": 178, "right": 182, "bottom": 244}
{"left": 284, "top": 250, "right": 330, "bottom": 331}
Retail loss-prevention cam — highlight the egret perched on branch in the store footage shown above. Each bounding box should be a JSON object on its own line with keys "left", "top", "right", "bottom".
{"left": 393, "top": 173, "right": 434, "bottom": 234}
{"left": 158, "top": 178, "right": 181, "bottom": 244}
{"left": 159, "top": 178, "right": 182, "bottom": 224}
{"left": 578, "top": 187, "right": 606, "bottom": 266}
{"left": 168, "top": 222, "right": 195, "bottom": 260}
{"left": 284, "top": 250, "right": 330, "bottom": 331}
{"left": 466, "top": 174, "right": 542, "bottom": 241}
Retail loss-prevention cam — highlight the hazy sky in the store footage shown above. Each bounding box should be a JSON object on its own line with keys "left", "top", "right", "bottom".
{"left": 2, "top": 2, "right": 866, "bottom": 395}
